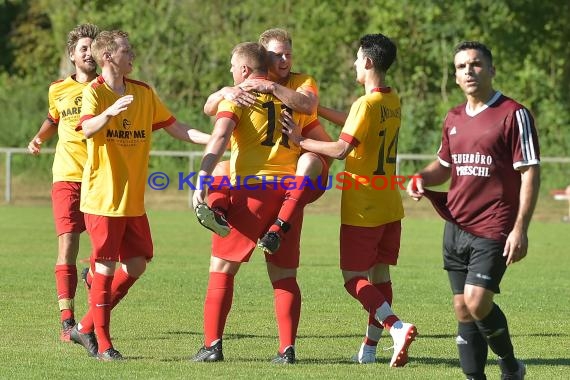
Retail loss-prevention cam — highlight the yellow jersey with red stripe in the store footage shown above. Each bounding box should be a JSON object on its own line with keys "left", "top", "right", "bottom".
{"left": 282, "top": 72, "right": 318, "bottom": 98}
{"left": 216, "top": 91, "right": 319, "bottom": 184}
{"left": 339, "top": 88, "right": 404, "bottom": 227}
{"left": 47, "top": 75, "right": 90, "bottom": 182}
{"left": 79, "top": 76, "right": 175, "bottom": 216}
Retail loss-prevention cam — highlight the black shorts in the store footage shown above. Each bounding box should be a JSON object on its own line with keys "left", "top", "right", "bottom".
{"left": 443, "top": 222, "right": 507, "bottom": 294}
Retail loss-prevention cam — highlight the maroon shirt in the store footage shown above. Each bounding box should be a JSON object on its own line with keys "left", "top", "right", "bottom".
{"left": 433, "top": 92, "right": 540, "bottom": 241}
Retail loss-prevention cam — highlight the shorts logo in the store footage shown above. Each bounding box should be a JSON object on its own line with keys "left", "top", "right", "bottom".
{"left": 475, "top": 273, "right": 492, "bottom": 281}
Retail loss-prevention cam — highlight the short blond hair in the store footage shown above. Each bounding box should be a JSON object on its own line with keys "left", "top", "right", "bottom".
{"left": 258, "top": 28, "right": 292, "bottom": 48}
{"left": 91, "top": 30, "right": 129, "bottom": 67}
{"left": 232, "top": 42, "right": 268, "bottom": 74}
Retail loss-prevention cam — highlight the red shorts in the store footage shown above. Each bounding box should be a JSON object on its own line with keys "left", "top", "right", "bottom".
{"left": 340, "top": 221, "right": 401, "bottom": 271}
{"left": 52, "top": 181, "right": 85, "bottom": 235}
{"left": 212, "top": 187, "right": 302, "bottom": 269}
{"left": 84, "top": 213, "right": 153, "bottom": 262}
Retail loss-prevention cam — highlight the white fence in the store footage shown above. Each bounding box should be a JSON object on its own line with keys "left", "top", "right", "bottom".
{"left": 2, "top": 147, "right": 570, "bottom": 204}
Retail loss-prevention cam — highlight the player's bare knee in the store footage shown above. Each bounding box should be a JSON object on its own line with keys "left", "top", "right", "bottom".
{"left": 296, "top": 152, "right": 322, "bottom": 179}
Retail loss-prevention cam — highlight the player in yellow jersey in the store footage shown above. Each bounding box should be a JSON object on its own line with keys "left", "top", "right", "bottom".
{"left": 27, "top": 24, "right": 99, "bottom": 342}
{"left": 68, "top": 30, "right": 209, "bottom": 361}
{"left": 198, "top": 28, "right": 331, "bottom": 255}
{"left": 191, "top": 41, "right": 327, "bottom": 364}
{"left": 282, "top": 34, "right": 417, "bottom": 367}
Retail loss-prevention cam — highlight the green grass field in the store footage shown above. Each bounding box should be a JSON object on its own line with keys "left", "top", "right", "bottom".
{"left": 1, "top": 203, "right": 569, "bottom": 379}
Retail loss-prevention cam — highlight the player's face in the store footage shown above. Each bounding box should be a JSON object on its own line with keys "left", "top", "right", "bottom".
{"left": 265, "top": 39, "right": 292, "bottom": 82}
{"left": 230, "top": 54, "right": 245, "bottom": 85}
{"left": 111, "top": 37, "right": 135, "bottom": 75}
{"left": 454, "top": 49, "right": 495, "bottom": 98}
{"left": 71, "top": 37, "right": 96, "bottom": 75}
{"left": 354, "top": 47, "right": 367, "bottom": 84}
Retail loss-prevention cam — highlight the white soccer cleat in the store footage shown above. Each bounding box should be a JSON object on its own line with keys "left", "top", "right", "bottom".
{"left": 351, "top": 343, "right": 377, "bottom": 364}
{"left": 389, "top": 322, "right": 418, "bottom": 367}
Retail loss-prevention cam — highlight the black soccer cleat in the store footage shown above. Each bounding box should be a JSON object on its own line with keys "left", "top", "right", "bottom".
{"left": 192, "top": 339, "right": 224, "bottom": 362}
{"left": 60, "top": 318, "right": 76, "bottom": 342}
{"left": 257, "top": 231, "right": 281, "bottom": 255}
{"left": 70, "top": 325, "right": 98, "bottom": 357}
{"left": 97, "top": 348, "right": 124, "bottom": 361}
{"left": 195, "top": 204, "right": 230, "bottom": 237}
{"left": 271, "top": 346, "right": 295, "bottom": 364}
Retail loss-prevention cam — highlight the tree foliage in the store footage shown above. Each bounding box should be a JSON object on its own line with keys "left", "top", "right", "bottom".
{"left": 1, "top": 0, "right": 568, "bottom": 186}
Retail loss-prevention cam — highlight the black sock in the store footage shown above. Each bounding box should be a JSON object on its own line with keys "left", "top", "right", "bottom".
{"left": 457, "top": 321, "right": 488, "bottom": 379}
{"left": 475, "top": 303, "right": 518, "bottom": 372}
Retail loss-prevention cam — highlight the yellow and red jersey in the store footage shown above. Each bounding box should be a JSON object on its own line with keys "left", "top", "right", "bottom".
{"left": 216, "top": 91, "right": 319, "bottom": 184}
{"left": 47, "top": 75, "right": 90, "bottom": 182}
{"left": 339, "top": 88, "right": 404, "bottom": 227}
{"left": 282, "top": 72, "right": 318, "bottom": 98}
{"left": 79, "top": 75, "right": 175, "bottom": 216}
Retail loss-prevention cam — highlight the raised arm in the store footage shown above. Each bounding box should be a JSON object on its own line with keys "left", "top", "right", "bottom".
{"left": 81, "top": 95, "right": 134, "bottom": 138}
{"left": 240, "top": 78, "right": 317, "bottom": 115}
{"left": 164, "top": 121, "right": 210, "bottom": 145}
{"left": 203, "top": 86, "right": 257, "bottom": 116}
{"left": 318, "top": 104, "right": 348, "bottom": 126}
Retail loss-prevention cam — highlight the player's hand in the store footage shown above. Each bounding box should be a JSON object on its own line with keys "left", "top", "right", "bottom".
{"left": 105, "top": 95, "right": 134, "bottom": 117}
{"left": 240, "top": 78, "right": 274, "bottom": 95}
{"left": 280, "top": 110, "right": 302, "bottom": 145}
{"left": 192, "top": 188, "right": 207, "bottom": 210}
{"left": 222, "top": 86, "right": 256, "bottom": 108}
{"left": 27, "top": 137, "right": 42, "bottom": 155}
{"left": 406, "top": 173, "right": 425, "bottom": 201}
{"left": 503, "top": 228, "right": 528, "bottom": 265}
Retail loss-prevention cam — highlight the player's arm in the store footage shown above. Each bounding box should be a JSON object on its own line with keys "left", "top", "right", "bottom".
{"left": 318, "top": 104, "right": 347, "bottom": 126}
{"left": 27, "top": 118, "right": 58, "bottom": 155}
{"left": 192, "top": 118, "right": 235, "bottom": 207}
{"left": 81, "top": 95, "right": 134, "bottom": 138}
{"left": 406, "top": 159, "right": 451, "bottom": 201}
{"left": 240, "top": 78, "right": 317, "bottom": 115}
{"left": 203, "top": 86, "right": 257, "bottom": 116}
{"left": 164, "top": 121, "right": 210, "bottom": 145}
{"left": 281, "top": 111, "right": 353, "bottom": 160}
{"left": 503, "top": 165, "right": 540, "bottom": 265}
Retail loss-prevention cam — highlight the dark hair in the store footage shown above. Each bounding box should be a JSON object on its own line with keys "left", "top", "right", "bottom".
{"left": 359, "top": 33, "right": 397, "bottom": 73}
{"left": 454, "top": 41, "right": 493, "bottom": 66}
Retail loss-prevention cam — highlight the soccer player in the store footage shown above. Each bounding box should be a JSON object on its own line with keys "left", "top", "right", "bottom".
{"left": 197, "top": 28, "right": 331, "bottom": 255}
{"left": 406, "top": 41, "right": 539, "bottom": 379}
{"left": 191, "top": 41, "right": 326, "bottom": 364}
{"left": 27, "top": 23, "right": 99, "bottom": 342}
{"left": 69, "top": 30, "right": 209, "bottom": 361}
{"left": 282, "top": 33, "right": 418, "bottom": 367}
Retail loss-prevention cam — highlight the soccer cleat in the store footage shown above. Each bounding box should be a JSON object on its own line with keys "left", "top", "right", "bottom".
{"left": 97, "top": 348, "right": 124, "bottom": 361}
{"left": 389, "top": 322, "right": 418, "bottom": 367}
{"left": 499, "top": 359, "right": 526, "bottom": 380}
{"left": 192, "top": 340, "right": 224, "bottom": 362}
{"left": 257, "top": 231, "right": 281, "bottom": 255}
{"left": 70, "top": 325, "right": 98, "bottom": 357}
{"left": 351, "top": 343, "right": 376, "bottom": 364}
{"left": 195, "top": 204, "right": 230, "bottom": 237}
{"left": 271, "top": 346, "right": 295, "bottom": 364}
{"left": 60, "top": 318, "right": 75, "bottom": 342}
{"left": 81, "top": 267, "right": 91, "bottom": 290}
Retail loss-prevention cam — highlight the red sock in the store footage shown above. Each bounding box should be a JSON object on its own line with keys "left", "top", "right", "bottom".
{"left": 344, "top": 277, "right": 385, "bottom": 313}
{"left": 55, "top": 264, "right": 78, "bottom": 321}
{"left": 79, "top": 267, "right": 138, "bottom": 332}
{"left": 272, "top": 277, "right": 301, "bottom": 353}
{"left": 365, "top": 281, "right": 393, "bottom": 345}
{"left": 269, "top": 176, "right": 314, "bottom": 235}
{"left": 90, "top": 272, "right": 113, "bottom": 353}
{"left": 204, "top": 272, "right": 234, "bottom": 346}
{"left": 208, "top": 176, "right": 230, "bottom": 212}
